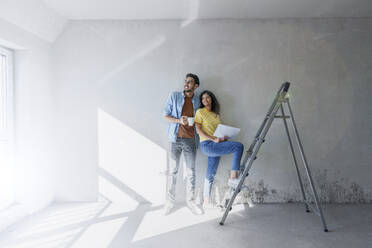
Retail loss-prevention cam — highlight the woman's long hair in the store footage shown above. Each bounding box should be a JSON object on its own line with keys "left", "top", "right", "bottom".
{"left": 199, "top": 90, "right": 220, "bottom": 115}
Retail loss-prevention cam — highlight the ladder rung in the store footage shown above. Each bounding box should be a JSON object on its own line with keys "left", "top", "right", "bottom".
{"left": 274, "top": 115, "right": 290, "bottom": 119}
{"left": 255, "top": 137, "right": 266, "bottom": 142}
{"left": 245, "top": 153, "right": 257, "bottom": 160}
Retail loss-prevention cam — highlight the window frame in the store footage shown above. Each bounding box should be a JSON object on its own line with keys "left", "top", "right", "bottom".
{"left": 0, "top": 46, "right": 14, "bottom": 142}
{"left": 0, "top": 46, "right": 14, "bottom": 211}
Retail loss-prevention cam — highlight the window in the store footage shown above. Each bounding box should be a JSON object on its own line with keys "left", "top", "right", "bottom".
{"left": 0, "top": 47, "right": 14, "bottom": 140}
{"left": 0, "top": 46, "right": 14, "bottom": 211}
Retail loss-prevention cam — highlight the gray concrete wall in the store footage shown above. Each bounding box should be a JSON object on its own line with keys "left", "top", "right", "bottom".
{"left": 52, "top": 18, "right": 372, "bottom": 203}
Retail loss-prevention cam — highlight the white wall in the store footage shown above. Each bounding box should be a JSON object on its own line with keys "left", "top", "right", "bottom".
{"left": 0, "top": 18, "right": 56, "bottom": 214}
{"left": 52, "top": 19, "right": 372, "bottom": 204}
{"left": 14, "top": 46, "right": 55, "bottom": 213}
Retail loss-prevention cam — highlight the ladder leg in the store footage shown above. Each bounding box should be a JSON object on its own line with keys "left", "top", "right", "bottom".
{"left": 286, "top": 100, "right": 329, "bottom": 232}
{"left": 280, "top": 104, "right": 309, "bottom": 212}
{"left": 220, "top": 101, "right": 282, "bottom": 225}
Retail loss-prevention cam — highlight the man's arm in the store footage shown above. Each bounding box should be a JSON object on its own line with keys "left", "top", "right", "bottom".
{"left": 164, "top": 115, "right": 188, "bottom": 125}
{"left": 164, "top": 92, "right": 188, "bottom": 125}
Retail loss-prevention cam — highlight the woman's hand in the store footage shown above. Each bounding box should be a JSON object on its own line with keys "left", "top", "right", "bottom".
{"left": 213, "top": 137, "right": 225, "bottom": 143}
{"left": 223, "top": 136, "right": 229, "bottom": 141}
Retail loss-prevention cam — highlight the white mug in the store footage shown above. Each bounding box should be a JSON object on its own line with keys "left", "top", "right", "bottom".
{"left": 187, "top": 117, "right": 195, "bottom": 126}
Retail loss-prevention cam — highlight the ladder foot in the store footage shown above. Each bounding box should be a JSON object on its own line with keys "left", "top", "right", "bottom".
{"left": 219, "top": 222, "right": 224, "bottom": 226}
{"left": 306, "top": 209, "right": 310, "bottom": 213}
{"left": 324, "top": 228, "right": 329, "bottom": 232}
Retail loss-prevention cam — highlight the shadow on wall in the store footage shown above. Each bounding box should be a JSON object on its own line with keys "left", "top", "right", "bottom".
{"left": 97, "top": 108, "right": 229, "bottom": 205}
{"left": 97, "top": 108, "right": 167, "bottom": 205}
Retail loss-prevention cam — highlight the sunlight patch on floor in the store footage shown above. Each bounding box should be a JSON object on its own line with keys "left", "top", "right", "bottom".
{"left": 133, "top": 204, "right": 245, "bottom": 242}
{"left": 70, "top": 216, "right": 127, "bottom": 248}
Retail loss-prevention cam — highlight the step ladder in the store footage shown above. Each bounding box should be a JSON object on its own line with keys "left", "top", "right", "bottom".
{"left": 219, "top": 82, "right": 329, "bottom": 232}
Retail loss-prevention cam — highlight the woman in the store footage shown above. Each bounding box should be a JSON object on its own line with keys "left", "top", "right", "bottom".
{"left": 194, "top": 90, "right": 244, "bottom": 208}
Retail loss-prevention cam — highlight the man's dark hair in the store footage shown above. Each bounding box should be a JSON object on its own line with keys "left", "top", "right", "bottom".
{"left": 186, "top": 73, "right": 200, "bottom": 86}
{"left": 200, "top": 90, "right": 220, "bottom": 115}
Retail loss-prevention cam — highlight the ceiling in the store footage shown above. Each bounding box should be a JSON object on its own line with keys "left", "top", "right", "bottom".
{"left": 0, "top": 0, "right": 372, "bottom": 43}
{"left": 0, "top": 0, "right": 67, "bottom": 43}
{"left": 44, "top": 0, "right": 372, "bottom": 19}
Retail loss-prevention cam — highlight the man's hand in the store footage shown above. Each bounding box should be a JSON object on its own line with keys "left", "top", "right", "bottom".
{"left": 179, "top": 116, "right": 188, "bottom": 125}
{"left": 223, "top": 136, "right": 229, "bottom": 141}
{"left": 213, "top": 137, "right": 225, "bottom": 143}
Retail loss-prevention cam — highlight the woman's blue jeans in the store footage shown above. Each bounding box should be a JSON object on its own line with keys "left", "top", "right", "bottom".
{"left": 200, "top": 140, "right": 244, "bottom": 200}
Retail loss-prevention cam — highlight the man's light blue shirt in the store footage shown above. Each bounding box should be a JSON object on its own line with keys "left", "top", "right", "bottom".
{"left": 164, "top": 91, "right": 200, "bottom": 144}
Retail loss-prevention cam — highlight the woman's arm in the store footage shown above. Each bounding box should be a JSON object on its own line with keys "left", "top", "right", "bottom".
{"left": 195, "top": 123, "right": 224, "bottom": 143}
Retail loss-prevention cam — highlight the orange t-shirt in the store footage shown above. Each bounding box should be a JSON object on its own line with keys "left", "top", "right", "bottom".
{"left": 177, "top": 96, "right": 194, "bottom": 138}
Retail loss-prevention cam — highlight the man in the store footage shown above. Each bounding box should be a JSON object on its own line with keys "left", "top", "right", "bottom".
{"left": 163, "top": 73, "right": 202, "bottom": 215}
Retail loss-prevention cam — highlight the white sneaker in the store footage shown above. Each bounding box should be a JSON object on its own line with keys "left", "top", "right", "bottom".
{"left": 228, "top": 178, "right": 240, "bottom": 187}
{"left": 163, "top": 201, "right": 174, "bottom": 215}
{"left": 203, "top": 201, "right": 215, "bottom": 210}
{"left": 228, "top": 177, "right": 249, "bottom": 191}
{"left": 187, "top": 201, "right": 203, "bottom": 215}
{"left": 203, "top": 201, "right": 224, "bottom": 211}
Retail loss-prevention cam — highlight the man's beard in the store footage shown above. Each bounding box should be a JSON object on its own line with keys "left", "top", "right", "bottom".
{"left": 185, "top": 89, "right": 192, "bottom": 93}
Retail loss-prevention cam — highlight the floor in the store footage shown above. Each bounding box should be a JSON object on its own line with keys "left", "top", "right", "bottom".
{"left": 0, "top": 202, "right": 371, "bottom": 248}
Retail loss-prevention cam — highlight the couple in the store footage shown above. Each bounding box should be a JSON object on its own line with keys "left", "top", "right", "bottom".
{"left": 163, "top": 73, "right": 244, "bottom": 215}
